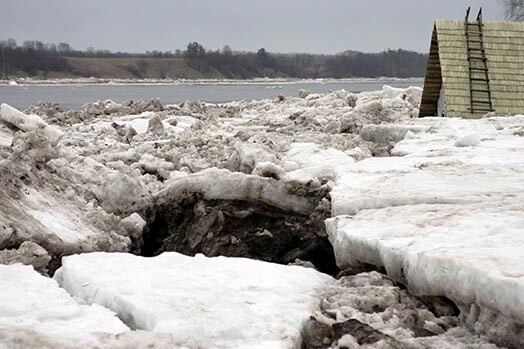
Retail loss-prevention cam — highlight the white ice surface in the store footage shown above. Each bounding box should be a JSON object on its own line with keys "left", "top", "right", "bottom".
{"left": 0, "top": 121, "right": 14, "bottom": 147}
{"left": 326, "top": 116, "right": 524, "bottom": 324}
{"left": 284, "top": 142, "right": 354, "bottom": 170}
{"left": 281, "top": 142, "right": 354, "bottom": 183}
{"left": 115, "top": 112, "right": 193, "bottom": 134}
{"left": 24, "top": 187, "right": 100, "bottom": 244}
{"left": 0, "top": 103, "right": 64, "bottom": 145}
{"left": 55, "top": 252, "right": 334, "bottom": 349}
{"left": 0, "top": 263, "right": 128, "bottom": 348}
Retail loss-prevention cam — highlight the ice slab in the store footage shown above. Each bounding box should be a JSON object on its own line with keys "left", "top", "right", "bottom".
{"left": 157, "top": 168, "right": 318, "bottom": 214}
{"left": 114, "top": 112, "right": 192, "bottom": 134}
{"left": 0, "top": 121, "right": 14, "bottom": 147}
{"left": 0, "top": 263, "right": 128, "bottom": 348}
{"left": 0, "top": 178, "right": 129, "bottom": 257}
{"left": 0, "top": 103, "right": 63, "bottom": 145}
{"left": 281, "top": 142, "right": 354, "bottom": 183}
{"left": 55, "top": 252, "right": 334, "bottom": 349}
{"left": 327, "top": 116, "right": 524, "bottom": 328}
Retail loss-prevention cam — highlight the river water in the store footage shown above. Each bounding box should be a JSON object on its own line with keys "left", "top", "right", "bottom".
{"left": 0, "top": 79, "right": 422, "bottom": 110}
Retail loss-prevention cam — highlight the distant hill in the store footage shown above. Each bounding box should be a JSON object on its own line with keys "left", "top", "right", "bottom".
{"left": 0, "top": 39, "right": 428, "bottom": 79}
{"left": 64, "top": 57, "right": 225, "bottom": 79}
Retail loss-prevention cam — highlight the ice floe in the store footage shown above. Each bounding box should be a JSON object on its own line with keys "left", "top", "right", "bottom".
{"left": 55, "top": 252, "right": 334, "bottom": 349}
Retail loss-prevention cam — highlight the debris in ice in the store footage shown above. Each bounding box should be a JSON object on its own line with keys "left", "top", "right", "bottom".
{"left": 299, "top": 88, "right": 311, "bottom": 98}
{"left": 303, "top": 271, "right": 501, "bottom": 349}
{"left": 0, "top": 241, "right": 51, "bottom": 274}
{"left": 140, "top": 168, "right": 338, "bottom": 273}
{"left": 146, "top": 114, "right": 165, "bottom": 135}
{"left": 120, "top": 213, "right": 147, "bottom": 239}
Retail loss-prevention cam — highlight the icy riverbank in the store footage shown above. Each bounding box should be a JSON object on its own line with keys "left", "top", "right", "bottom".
{"left": 0, "top": 77, "right": 424, "bottom": 86}
{"left": 0, "top": 85, "right": 521, "bottom": 348}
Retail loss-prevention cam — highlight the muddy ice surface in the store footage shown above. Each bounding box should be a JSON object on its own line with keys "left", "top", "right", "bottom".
{"left": 304, "top": 271, "right": 500, "bottom": 349}
{"left": 139, "top": 168, "right": 338, "bottom": 274}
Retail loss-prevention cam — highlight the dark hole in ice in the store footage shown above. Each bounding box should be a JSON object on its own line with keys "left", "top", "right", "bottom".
{"left": 421, "top": 295, "right": 460, "bottom": 317}
{"left": 48, "top": 256, "right": 64, "bottom": 276}
{"left": 336, "top": 262, "right": 387, "bottom": 278}
{"left": 136, "top": 194, "right": 340, "bottom": 275}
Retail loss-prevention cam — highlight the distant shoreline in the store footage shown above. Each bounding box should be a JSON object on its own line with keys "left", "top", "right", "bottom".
{"left": 0, "top": 77, "right": 423, "bottom": 86}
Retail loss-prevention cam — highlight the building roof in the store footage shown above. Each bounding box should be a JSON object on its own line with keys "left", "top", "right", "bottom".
{"left": 419, "top": 20, "right": 524, "bottom": 118}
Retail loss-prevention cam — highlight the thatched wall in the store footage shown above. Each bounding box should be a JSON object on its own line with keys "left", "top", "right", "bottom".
{"left": 419, "top": 20, "right": 524, "bottom": 117}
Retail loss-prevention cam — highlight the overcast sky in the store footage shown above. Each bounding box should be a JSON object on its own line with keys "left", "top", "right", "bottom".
{"left": 2, "top": 0, "right": 505, "bottom": 54}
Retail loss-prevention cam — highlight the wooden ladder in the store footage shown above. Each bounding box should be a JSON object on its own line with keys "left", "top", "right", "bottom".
{"left": 465, "top": 7, "right": 494, "bottom": 114}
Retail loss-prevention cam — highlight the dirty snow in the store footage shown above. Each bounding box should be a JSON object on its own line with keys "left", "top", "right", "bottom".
{"left": 0, "top": 86, "right": 420, "bottom": 264}
{"left": 306, "top": 271, "right": 500, "bottom": 349}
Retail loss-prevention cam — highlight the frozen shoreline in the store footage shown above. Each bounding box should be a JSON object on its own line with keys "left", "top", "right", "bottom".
{"left": 0, "top": 76, "right": 423, "bottom": 87}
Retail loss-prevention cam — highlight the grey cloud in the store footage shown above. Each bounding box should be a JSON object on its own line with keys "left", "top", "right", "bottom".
{"left": 1, "top": 0, "right": 504, "bottom": 53}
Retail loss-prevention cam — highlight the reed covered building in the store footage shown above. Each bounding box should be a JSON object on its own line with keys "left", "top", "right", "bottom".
{"left": 419, "top": 10, "right": 524, "bottom": 118}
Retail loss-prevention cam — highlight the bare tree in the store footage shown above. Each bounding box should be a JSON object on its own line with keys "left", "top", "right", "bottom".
{"left": 500, "top": 0, "right": 524, "bottom": 21}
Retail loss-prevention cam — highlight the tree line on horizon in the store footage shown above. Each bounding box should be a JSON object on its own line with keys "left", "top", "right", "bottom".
{"left": 0, "top": 39, "right": 428, "bottom": 79}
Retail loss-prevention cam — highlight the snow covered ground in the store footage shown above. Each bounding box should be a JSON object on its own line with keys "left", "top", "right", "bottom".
{"left": 1, "top": 85, "right": 522, "bottom": 348}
